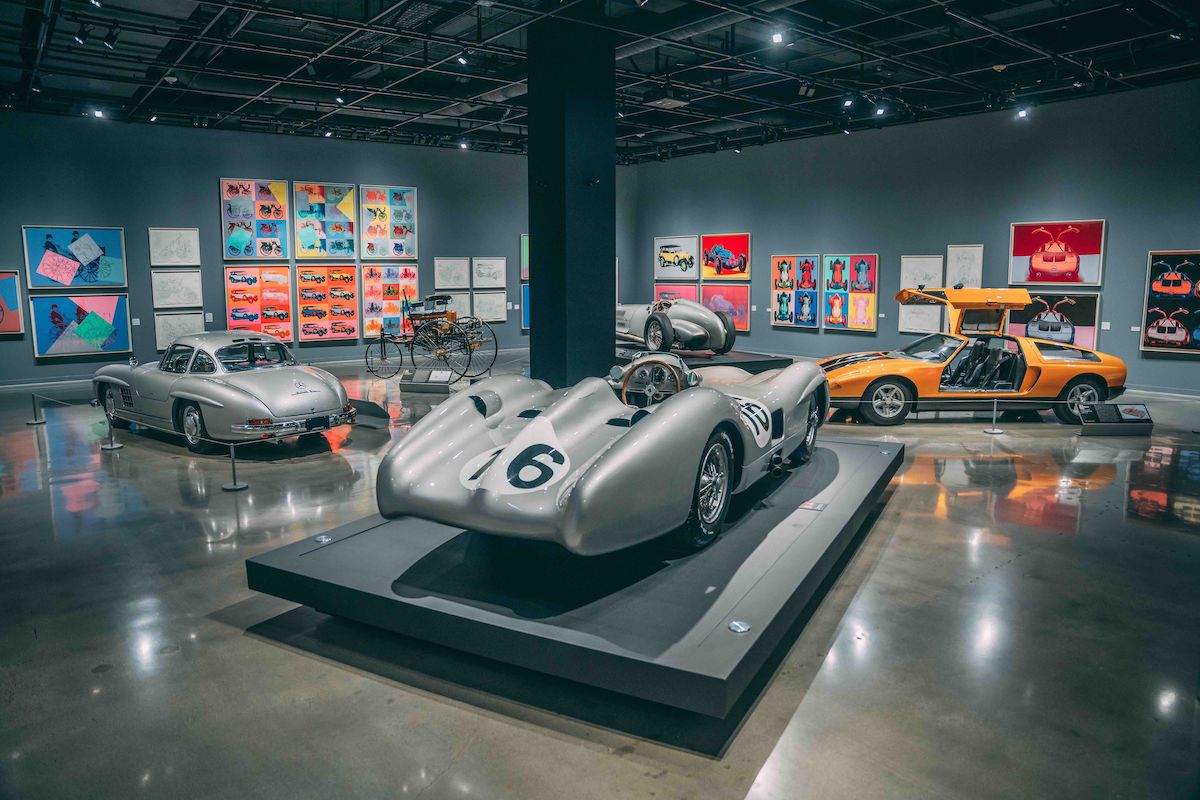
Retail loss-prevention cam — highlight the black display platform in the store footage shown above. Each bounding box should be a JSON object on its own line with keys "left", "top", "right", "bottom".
{"left": 246, "top": 438, "right": 902, "bottom": 718}
{"left": 615, "top": 342, "right": 793, "bottom": 374}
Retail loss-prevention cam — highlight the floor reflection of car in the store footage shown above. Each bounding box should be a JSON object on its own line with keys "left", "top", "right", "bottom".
{"left": 822, "top": 288, "right": 1127, "bottom": 425}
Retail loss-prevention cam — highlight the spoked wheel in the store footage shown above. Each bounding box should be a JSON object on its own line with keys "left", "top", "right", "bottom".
{"left": 365, "top": 337, "right": 404, "bottom": 379}
{"left": 409, "top": 319, "right": 472, "bottom": 380}
{"left": 459, "top": 316, "right": 498, "bottom": 378}
{"left": 672, "top": 430, "right": 734, "bottom": 551}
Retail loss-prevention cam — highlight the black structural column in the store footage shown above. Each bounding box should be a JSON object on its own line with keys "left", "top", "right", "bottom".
{"left": 527, "top": 17, "right": 615, "bottom": 387}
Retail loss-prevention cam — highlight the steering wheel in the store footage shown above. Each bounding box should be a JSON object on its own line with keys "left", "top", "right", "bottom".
{"left": 621, "top": 359, "right": 683, "bottom": 407}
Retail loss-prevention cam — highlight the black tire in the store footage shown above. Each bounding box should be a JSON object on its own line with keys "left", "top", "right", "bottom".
{"left": 859, "top": 378, "right": 913, "bottom": 426}
{"left": 644, "top": 312, "right": 674, "bottom": 352}
{"left": 681, "top": 257, "right": 693, "bottom": 272}
{"left": 100, "top": 384, "right": 131, "bottom": 430}
{"left": 461, "top": 317, "right": 498, "bottom": 378}
{"left": 1054, "top": 377, "right": 1105, "bottom": 425}
{"left": 366, "top": 338, "right": 404, "bottom": 379}
{"left": 672, "top": 430, "right": 734, "bottom": 551}
{"left": 790, "top": 397, "right": 822, "bottom": 465}
{"left": 712, "top": 312, "right": 737, "bottom": 354}
{"left": 410, "top": 320, "right": 472, "bottom": 379}
{"left": 178, "top": 402, "right": 219, "bottom": 454}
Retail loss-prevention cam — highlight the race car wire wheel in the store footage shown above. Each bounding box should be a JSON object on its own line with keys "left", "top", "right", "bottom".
{"left": 698, "top": 440, "right": 730, "bottom": 525}
{"left": 646, "top": 319, "right": 663, "bottom": 350}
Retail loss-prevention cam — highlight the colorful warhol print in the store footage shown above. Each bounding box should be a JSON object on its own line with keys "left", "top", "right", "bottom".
{"left": 293, "top": 182, "right": 356, "bottom": 259}
{"left": 360, "top": 185, "right": 418, "bottom": 259}
{"left": 221, "top": 179, "right": 290, "bottom": 259}
{"left": 30, "top": 293, "right": 130, "bottom": 357}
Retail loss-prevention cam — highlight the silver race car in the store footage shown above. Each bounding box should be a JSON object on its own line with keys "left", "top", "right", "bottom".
{"left": 93, "top": 331, "right": 355, "bottom": 453}
{"left": 616, "top": 297, "right": 736, "bottom": 353}
{"left": 376, "top": 352, "right": 828, "bottom": 555}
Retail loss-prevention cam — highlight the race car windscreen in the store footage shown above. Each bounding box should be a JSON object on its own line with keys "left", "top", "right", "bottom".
{"left": 215, "top": 342, "right": 297, "bottom": 372}
{"left": 891, "top": 334, "right": 962, "bottom": 362}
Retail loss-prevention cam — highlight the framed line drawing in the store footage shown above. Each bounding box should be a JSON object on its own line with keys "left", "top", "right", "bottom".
{"left": 23, "top": 225, "right": 127, "bottom": 289}
{"left": 946, "top": 244, "right": 984, "bottom": 288}
{"left": 434, "top": 257, "right": 470, "bottom": 290}
{"left": 151, "top": 269, "right": 204, "bottom": 309}
{"left": 472, "top": 290, "right": 507, "bottom": 322}
{"left": 898, "top": 255, "right": 944, "bottom": 334}
{"left": 148, "top": 227, "right": 201, "bottom": 267}
{"left": 154, "top": 310, "right": 206, "bottom": 351}
{"left": 472, "top": 257, "right": 506, "bottom": 289}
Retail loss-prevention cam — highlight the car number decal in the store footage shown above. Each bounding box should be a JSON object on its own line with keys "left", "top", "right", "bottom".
{"left": 732, "top": 396, "right": 773, "bottom": 448}
{"left": 459, "top": 416, "right": 571, "bottom": 493}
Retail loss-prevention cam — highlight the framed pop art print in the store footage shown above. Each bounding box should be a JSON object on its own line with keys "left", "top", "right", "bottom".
{"left": 770, "top": 254, "right": 819, "bottom": 329}
{"left": 220, "top": 179, "right": 289, "bottom": 260}
{"left": 1140, "top": 250, "right": 1200, "bottom": 354}
{"left": 23, "top": 226, "right": 127, "bottom": 289}
{"left": 1009, "top": 219, "right": 1105, "bottom": 287}
{"left": 701, "top": 283, "right": 750, "bottom": 332}
{"left": 653, "top": 235, "right": 700, "bottom": 281}
{"left": 700, "top": 233, "right": 751, "bottom": 281}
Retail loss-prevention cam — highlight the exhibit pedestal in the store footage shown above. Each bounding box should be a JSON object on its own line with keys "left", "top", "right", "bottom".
{"left": 614, "top": 343, "right": 794, "bottom": 375}
{"left": 246, "top": 439, "right": 902, "bottom": 718}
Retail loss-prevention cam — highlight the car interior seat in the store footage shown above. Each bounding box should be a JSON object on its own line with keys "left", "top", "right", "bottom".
{"left": 946, "top": 340, "right": 986, "bottom": 387}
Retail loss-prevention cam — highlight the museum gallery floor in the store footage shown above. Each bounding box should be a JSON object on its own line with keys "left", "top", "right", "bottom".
{"left": 0, "top": 352, "right": 1196, "bottom": 800}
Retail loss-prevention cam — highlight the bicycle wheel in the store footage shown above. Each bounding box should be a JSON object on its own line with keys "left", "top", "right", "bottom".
{"left": 409, "top": 320, "right": 472, "bottom": 380}
{"left": 459, "top": 317, "right": 498, "bottom": 378}
{"left": 365, "top": 337, "right": 404, "bottom": 379}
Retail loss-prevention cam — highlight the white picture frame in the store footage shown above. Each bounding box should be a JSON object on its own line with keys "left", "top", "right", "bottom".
{"left": 434, "top": 257, "right": 471, "bottom": 290}
{"left": 653, "top": 235, "right": 700, "bottom": 282}
{"left": 946, "top": 244, "right": 984, "bottom": 288}
{"left": 443, "top": 291, "right": 471, "bottom": 318}
{"left": 898, "top": 255, "right": 945, "bottom": 334}
{"left": 472, "top": 290, "right": 507, "bottom": 322}
{"left": 472, "top": 257, "right": 506, "bottom": 289}
{"left": 154, "top": 310, "right": 206, "bottom": 350}
{"left": 148, "top": 227, "right": 201, "bottom": 267}
{"left": 151, "top": 269, "right": 204, "bottom": 308}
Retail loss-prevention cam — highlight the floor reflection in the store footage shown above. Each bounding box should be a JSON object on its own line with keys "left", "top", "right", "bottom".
{"left": 1126, "top": 444, "right": 1200, "bottom": 525}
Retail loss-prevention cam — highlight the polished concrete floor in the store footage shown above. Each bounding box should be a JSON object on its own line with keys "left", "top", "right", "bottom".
{"left": 0, "top": 352, "right": 1197, "bottom": 799}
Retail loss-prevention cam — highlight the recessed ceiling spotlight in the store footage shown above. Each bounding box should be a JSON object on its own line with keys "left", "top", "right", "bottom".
{"left": 1168, "top": 30, "right": 1182, "bottom": 40}
{"left": 733, "top": 146, "right": 741, "bottom": 153}
{"left": 89, "top": 0, "right": 102, "bottom": 6}
{"left": 841, "top": 94, "right": 854, "bottom": 109}
{"left": 335, "top": 96, "right": 344, "bottom": 104}
{"left": 459, "top": 141, "right": 468, "bottom": 149}
{"left": 92, "top": 109, "right": 104, "bottom": 118}
{"left": 771, "top": 31, "right": 783, "bottom": 44}
{"left": 874, "top": 103, "right": 887, "bottom": 116}
{"left": 457, "top": 55, "right": 468, "bottom": 65}
{"left": 73, "top": 24, "right": 89, "bottom": 45}
{"left": 324, "top": 130, "right": 333, "bottom": 137}
{"left": 1016, "top": 106, "right": 1029, "bottom": 119}
{"left": 30, "top": 75, "right": 42, "bottom": 93}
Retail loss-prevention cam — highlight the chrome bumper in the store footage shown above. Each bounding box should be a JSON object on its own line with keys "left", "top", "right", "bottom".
{"left": 231, "top": 410, "right": 356, "bottom": 436}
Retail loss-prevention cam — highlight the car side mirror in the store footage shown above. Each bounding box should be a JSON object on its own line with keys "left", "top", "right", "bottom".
{"left": 128, "top": 357, "right": 139, "bottom": 367}
{"left": 609, "top": 366, "right": 625, "bottom": 382}
{"left": 686, "top": 371, "right": 700, "bottom": 387}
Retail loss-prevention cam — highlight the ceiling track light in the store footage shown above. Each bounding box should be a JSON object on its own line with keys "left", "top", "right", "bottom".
{"left": 102, "top": 25, "right": 120, "bottom": 50}
{"left": 149, "top": 115, "right": 157, "bottom": 122}
{"left": 335, "top": 95, "right": 344, "bottom": 104}
{"left": 30, "top": 75, "right": 42, "bottom": 93}
{"left": 459, "top": 140, "right": 468, "bottom": 149}
{"left": 73, "top": 24, "right": 89, "bottom": 45}
{"left": 92, "top": 108, "right": 104, "bottom": 118}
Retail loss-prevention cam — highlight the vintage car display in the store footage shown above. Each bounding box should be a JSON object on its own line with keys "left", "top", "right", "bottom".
{"left": 302, "top": 322, "right": 328, "bottom": 337}
{"left": 301, "top": 307, "right": 327, "bottom": 319}
{"left": 330, "top": 287, "right": 355, "bottom": 300}
{"left": 299, "top": 270, "right": 326, "bottom": 283}
{"left": 657, "top": 243, "right": 694, "bottom": 273}
{"left": 329, "top": 269, "right": 355, "bottom": 283}
{"left": 616, "top": 297, "right": 736, "bottom": 353}
{"left": 703, "top": 243, "right": 748, "bottom": 275}
{"left": 230, "top": 307, "right": 259, "bottom": 322}
{"left": 821, "top": 288, "right": 1127, "bottom": 425}
{"left": 93, "top": 331, "right": 355, "bottom": 453}
{"left": 262, "top": 306, "right": 289, "bottom": 321}
{"left": 376, "top": 351, "right": 828, "bottom": 555}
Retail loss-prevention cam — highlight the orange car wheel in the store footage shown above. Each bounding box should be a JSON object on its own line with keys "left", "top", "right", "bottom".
{"left": 860, "top": 378, "right": 913, "bottom": 426}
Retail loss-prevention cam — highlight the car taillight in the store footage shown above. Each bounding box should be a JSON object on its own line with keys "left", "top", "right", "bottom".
{"left": 248, "top": 418, "right": 271, "bottom": 426}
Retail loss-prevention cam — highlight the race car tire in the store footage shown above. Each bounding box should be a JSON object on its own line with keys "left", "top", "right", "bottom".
{"left": 100, "top": 384, "right": 131, "bottom": 430}
{"left": 1053, "top": 377, "right": 1105, "bottom": 425}
{"left": 673, "top": 430, "right": 734, "bottom": 551}
{"left": 645, "top": 313, "right": 674, "bottom": 352}
{"left": 790, "top": 396, "right": 821, "bottom": 465}
{"left": 713, "top": 312, "right": 737, "bottom": 354}
{"left": 860, "top": 378, "right": 912, "bottom": 426}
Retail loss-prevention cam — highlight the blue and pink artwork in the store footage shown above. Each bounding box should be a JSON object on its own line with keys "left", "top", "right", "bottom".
{"left": 0, "top": 271, "right": 24, "bottom": 334}
{"left": 22, "top": 226, "right": 127, "bottom": 289}
{"left": 30, "top": 294, "right": 131, "bottom": 358}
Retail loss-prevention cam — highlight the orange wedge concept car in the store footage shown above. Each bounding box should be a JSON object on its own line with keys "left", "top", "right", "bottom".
{"left": 820, "top": 288, "right": 1127, "bottom": 425}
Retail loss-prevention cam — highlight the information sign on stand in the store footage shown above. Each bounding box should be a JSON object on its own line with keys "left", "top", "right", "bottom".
{"left": 1078, "top": 403, "right": 1153, "bottom": 436}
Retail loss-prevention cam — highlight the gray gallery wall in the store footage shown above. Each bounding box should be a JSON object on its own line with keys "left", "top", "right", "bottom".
{"left": 632, "top": 78, "right": 1200, "bottom": 395}
{"left": 0, "top": 111, "right": 639, "bottom": 386}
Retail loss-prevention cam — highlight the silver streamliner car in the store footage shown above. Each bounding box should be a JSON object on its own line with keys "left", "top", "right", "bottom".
{"left": 376, "top": 352, "right": 828, "bottom": 555}
{"left": 616, "top": 297, "right": 736, "bottom": 353}
{"left": 92, "top": 331, "right": 355, "bottom": 453}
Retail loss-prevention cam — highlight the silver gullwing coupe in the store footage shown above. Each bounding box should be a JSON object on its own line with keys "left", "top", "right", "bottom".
{"left": 616, "top": 297, "right": 736, "bottom": 353}
{"left": 376, "top": 352, "right": 828, "bottom": 555}
{"left": 93, "top": 331, "right": 355, "bottom": 453}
